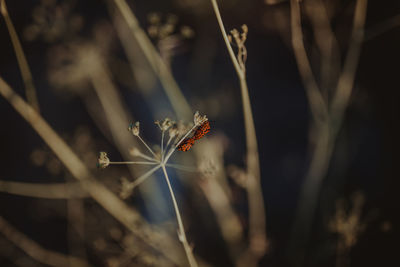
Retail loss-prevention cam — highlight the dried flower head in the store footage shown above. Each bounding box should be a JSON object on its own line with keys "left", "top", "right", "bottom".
{"left": 180, "top": 26, "right": 195, "bottom": 39}
{"left": 129, "top": 147, "right": 141, "bottom": 157}
{"left": 168, "top": 124, "right": 179, "bottom": 139}
{"left": 97, "top": 152, "right": 110, "bottom": 168}
{"left": 229, "top": 24, "right": 248, "bottom": 71}
{"left": 176, "top": 120, "right": 193, "bottom": 139}
{"left": 193, "top": 111, "right": 208, "bottom": 126}
{"left": 329, "top": 192, "right": 366, "bottom": 249}
{"left": 128, "top": 122, "right": 140, "bottom": 136}
{"left": 147, "top": 12, "right": 161, "bottom": 25}
{"left": 120, "top": 177, "right": 133, "bottom": 199}
{"left": 155, "top": 118, "right": 173, "bottom": 131}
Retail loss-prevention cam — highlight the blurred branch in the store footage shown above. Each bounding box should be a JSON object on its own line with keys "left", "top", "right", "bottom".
{"left": 111, "top": 0, "right": 192, "bottom": 120}
{"left": 210, "top": 0, "right": 268, "bottom": 263}
{"left": 0, "top": 216, "right": 89, "bottom": 267}
{"left": 67, "top": 190, "right": 88, "bottom": 267}
{"left": 305, "top": 0, "right": 341, "bottom": 99}
{"left": 364, "top": 13, "right": 400, "bottom": 41}
{"left": 0, "top": 0, "right": 40, "bottom": 112}
{"left": 0, "top": 180, "right": 88, "bottom": 199}
{"left": 0, "top": 76, "right": 186, "bottom": 266}
{"left": 290, "top": 0, "right": 328, "bottom": 123}
{"left": 288, "top": 0, "right": 368, "bottom": 265}
{"left": 331, "top": 0, "right": 368, "bottom": 129}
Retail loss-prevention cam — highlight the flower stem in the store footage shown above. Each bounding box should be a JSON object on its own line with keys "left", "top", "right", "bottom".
{"left": 110, "top": 161, "right": 158, "bottom": 165}
{"left": 161, "top": 164, "right": 198, "bottom": 267}
{"left": 137, "top": 135, "right": 157, "bottom": 158}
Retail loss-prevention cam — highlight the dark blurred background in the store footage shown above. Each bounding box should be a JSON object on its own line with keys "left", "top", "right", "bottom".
{"left": 0, "top": 0, "right": 399, "bottom": 266}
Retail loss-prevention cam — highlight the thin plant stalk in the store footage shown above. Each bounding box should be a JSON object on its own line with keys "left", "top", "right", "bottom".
{"left": 0, "top": 181, "right": 88, "bottom": 199}
{"left": 161, "top": 130, "right": 165, "bottom": 162}
{"left": 161, "top": 164, "right": 198, "bottom": 267}
{"left": 0, "top": 0, "right": 40, "bottom": 112}
{"left": 288, "top": 0, "right": 368, "bottom": 264}
{"left": 109, "top": 161, "right": 158, "bottom": 165}
{"left": 210, "top": 0, "right": 267, "bottom": 257}
{"left": 66, "top": 195, "right": 88, "bottom": 267}
{"left": 112, "top": 0, "right": 192, "bottom": 120}
{"left": 0, "top": 77, "right": 185, "bottom": 266}
{"left": 0, "top": 216, "right": 88, "bottom": 267}
{"left": 137, "top": 135, "right": 158, "bottom": 158}
{"left": 126, "top": 165, "right": 161, "bottom": 191}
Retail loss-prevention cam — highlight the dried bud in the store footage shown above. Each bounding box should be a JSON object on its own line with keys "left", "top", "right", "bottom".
{"left": 180, "top": 26, "right": 195, "bottom": 39}
{"left": 155, "top": 118, "right": 173, "bottom": 131}
{"left": 129, "top": 147, "right": 141, "bottom": 157}
{"left": 168, "top": 124, "right": 179, "bottom": 139}
{"left": 147, "top": 25, "right": 159, "bottom": 38}
{"left": 230, "top": 29, "right": 239, "bottom": 39}
{"left": 97, "top": 152, "right": 110, "bottom": 168}
{"left": 193, "top": 111, "right": 208, "bottom": 126}
{"left": 128, "top": 122, "right": 140, "bottom": 136}
{"left": 147, "top": 12, "right": 161, "bottom": 25}
{"left": 241, "top": 24, "right": 248, "bottom": 34}
{"left": 120, "top": 177, "right": 133, "bottom": 199}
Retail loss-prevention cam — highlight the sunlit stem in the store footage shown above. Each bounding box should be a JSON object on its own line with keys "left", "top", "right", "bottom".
{"left": 161, "top": 130, "right": 165, "bottom": 162}
{"left": 110, "top": 161, "right": 158, "bottom": 165}
{"left": 136, "top": 135, "right": 157, "bottom": 158}
{"left": 126, "top": 165, "right": 161, "bottom": 190}
{"left": 166, "top": 163, "right": 198, "bottom": 173}
{"left": 161, "top": 164, "right": 198, "bottom": 267}
{"left": 131, "top": 149, "right": 158, "bottom": 162}
{"left": 165, "top": 135, "right": 174, "bottom": 151}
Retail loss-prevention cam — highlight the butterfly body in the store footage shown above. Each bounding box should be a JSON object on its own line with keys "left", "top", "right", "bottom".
{"left": 177, "top": 121, "right": 210, "bottom": 152}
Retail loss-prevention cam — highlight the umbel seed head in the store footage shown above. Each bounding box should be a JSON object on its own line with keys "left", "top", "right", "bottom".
{"left": 128, "top": 122, "right": 140, "bottom": 136}
{"left": 193, "top": 111, "right": 208, "bottom": 126}
{"left": 155, "top": 118, "right": 173, "bottom": 131}
{"left": 97, "top": 152, "right": 110, "bottom": 168}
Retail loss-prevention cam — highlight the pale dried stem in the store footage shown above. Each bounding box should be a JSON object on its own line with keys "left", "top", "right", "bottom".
{"left": 199, "top": 178, "right": 243, "bottom": 253}
{"left": 0, "top": 77, "right": 185, "bottom": 266}
{"left": 0, "top": 0, "right": 40, "bottom": 112}
{"left": 289, "top": 0, "right": 368, "bottom": 264}
{"left": 364, "top": 13, "right": 400, "bottom": 41}
{"left": 161, "top": 164, "right": 198, "bottom": 267}
{"left": 161, "top": 130, "right": 165, "bottom": 161}
{"left": 67, "top": 196, "right": 88, "bottom": 267}
{"left": 290, "top": 0, "right": 328, "bottom": 124}
{"left": 330, "top": 0, "right": 368, "bottom": 131}
{"left": 211, "top": 0, "right": 267, "bottom": 259}
{"left": 305, "top": 0, "right": 341, "bottom": 99}
{"left": 110, "top": 161, "right": 158, "bottom": 165}
{"left": 0, "top": 180, "right": 88, "bottom": 199}
{"left": 125, "top": 165, "right": 161, "bottom": 191}
{"left": 131, "top": 149, "right": 158, "bottom": 162}
{"left": 112, "top": 0, "right": 192, "bottom": 120}
{"left": 210, "top": 0, "right": 243, "bottom": 78}
{"left": 0, "top": 216, "right": 88, "bottom": 267}
{"left": 166, "top": 163, "right": 198, "bottom": 172}
{"left": 137, "top": 135, "right": 158, "bottom": 159}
